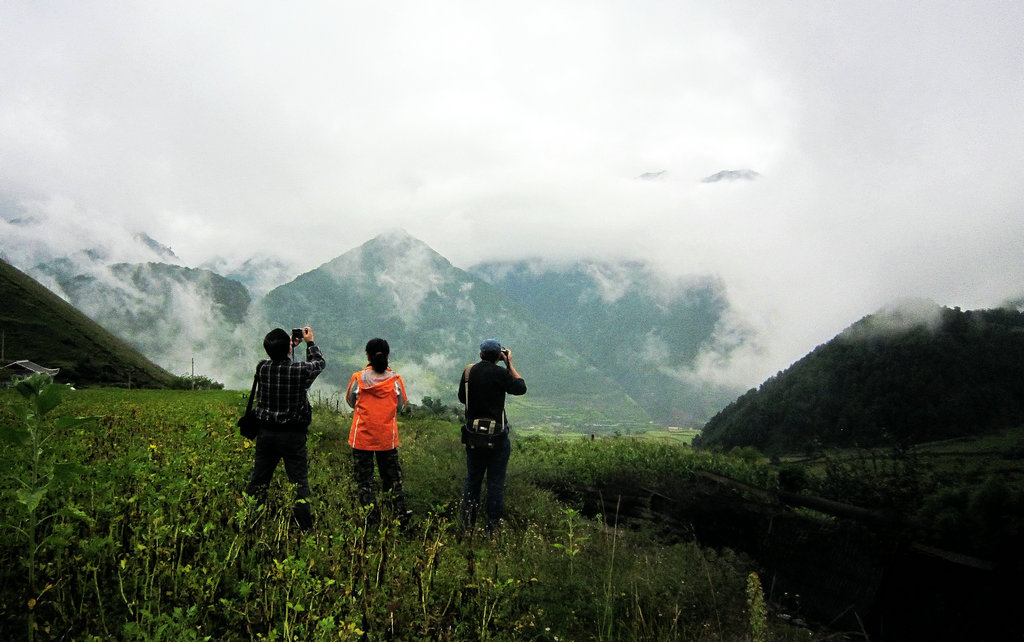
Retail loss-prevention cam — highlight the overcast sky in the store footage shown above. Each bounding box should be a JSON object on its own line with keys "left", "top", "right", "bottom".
{"left": 2, "top": 1, "right": 1022, "bottom": 385}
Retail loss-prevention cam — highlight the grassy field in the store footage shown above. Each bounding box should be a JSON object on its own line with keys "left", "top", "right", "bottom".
{"left": 516, "top": 426, "right": 702, "bottom": 446}
{"left": 0, "top": 382, "right": 811, "bottom": 641}
{"left": 780, "top": 427, "right": 1024, "bottom": 485}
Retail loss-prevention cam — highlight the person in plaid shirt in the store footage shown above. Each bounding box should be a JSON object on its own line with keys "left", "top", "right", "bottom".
{"left": 243, "top": 326, "right": 326, "bottom": 531}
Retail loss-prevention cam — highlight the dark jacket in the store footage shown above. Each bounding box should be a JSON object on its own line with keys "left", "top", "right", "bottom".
{"left": 458, "top": 360, "right": 527, "bottom": 430}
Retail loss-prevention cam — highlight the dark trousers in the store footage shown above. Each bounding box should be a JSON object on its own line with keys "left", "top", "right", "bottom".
{"left": 244, "top": 429, "right": 313, "bottom": 530}
{"left": 352, "top": 448, "right": 406, "bottom": 513}
{"left": 461, "top": 437, "right": 511, "bottom": 530}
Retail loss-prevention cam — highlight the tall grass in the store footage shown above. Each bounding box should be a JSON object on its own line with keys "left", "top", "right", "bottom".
{"left": 0, "top": 386, "right": 806, "bottom": 640}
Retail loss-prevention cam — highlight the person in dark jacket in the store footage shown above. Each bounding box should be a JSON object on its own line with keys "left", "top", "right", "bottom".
{"left": 457, "top": 338, "right": 526, "bottom": 535}
{"left": 244, "top": 326, "right": 326, "bottom": 531}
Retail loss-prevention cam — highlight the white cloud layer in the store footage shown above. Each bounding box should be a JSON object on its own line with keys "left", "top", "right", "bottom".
{"left": 2, "top": 1, "right": 1022, "bottom": 387}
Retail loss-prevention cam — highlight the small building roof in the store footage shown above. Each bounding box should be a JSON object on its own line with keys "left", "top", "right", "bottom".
{"left": 4, "top": 360, "right": 60, "bottom": 376}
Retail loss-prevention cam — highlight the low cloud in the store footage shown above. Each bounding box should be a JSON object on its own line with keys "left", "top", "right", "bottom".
{"left": 2, "top": 2, "right": 1022, "bottom": 391}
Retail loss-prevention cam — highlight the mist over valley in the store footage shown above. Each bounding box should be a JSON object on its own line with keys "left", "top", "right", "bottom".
{"left": 2, "top": 225, "right": 755, "bottom": 431}
{"left": 6, "top": 209, "right": 1024, "bottom": 440}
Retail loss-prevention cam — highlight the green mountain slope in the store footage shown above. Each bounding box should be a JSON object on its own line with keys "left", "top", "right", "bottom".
{"left": 696, "top": 302, "right": 1024, "bottom": 453}
{"left": 260, "top": 230, "right": 652, "bottom": 430}
{"left": 0, "top": 259, "right": 176, "bottom": 387}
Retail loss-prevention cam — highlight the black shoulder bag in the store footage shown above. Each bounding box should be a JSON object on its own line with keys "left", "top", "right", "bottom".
{"left": 462, "top": 364, "right": 507, "bottom": 449}
{"left": 236, "top": 372, "right": 261, "bottom": 440}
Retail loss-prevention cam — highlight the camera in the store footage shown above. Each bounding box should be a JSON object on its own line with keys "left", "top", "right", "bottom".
{"left": 292, "top": 328, "right": 304, "bottom": 341}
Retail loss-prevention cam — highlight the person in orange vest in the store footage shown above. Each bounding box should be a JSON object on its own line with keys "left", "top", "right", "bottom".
{"left": 346, "top": 337, "right": 410, "bottom": 525}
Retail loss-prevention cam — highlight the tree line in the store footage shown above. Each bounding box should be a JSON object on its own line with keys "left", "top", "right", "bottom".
{"left": 696, "top": 306, "right": 1024, "bottom": 454}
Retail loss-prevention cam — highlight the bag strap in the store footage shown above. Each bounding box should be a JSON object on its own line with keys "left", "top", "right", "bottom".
{"left": 462, "top": 364, "right": 473, "bottom": 408}
{"left": 245, "top": 367, "right": 259, "bottom": 414}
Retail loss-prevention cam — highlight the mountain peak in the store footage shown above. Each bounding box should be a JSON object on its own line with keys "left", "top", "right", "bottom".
{"left": 312, "top": 231, "right": 460, "bottom": 326}
{"left": 133, "top": 233, "right": 180, "bottom": 262}
{"left": 367, "top": 227, "right": 416, "bottom": 245}
{"left": 352, "top": 229, "right": 450, "bottom": 265}
{"left": 353, "top": 229, "right": 447, "bottom": 259}
{"left": 701, "top": 169, "right": 761, "bottom": 183}
{"left": 638, "top": 170, "right": 666, "bottom": 180}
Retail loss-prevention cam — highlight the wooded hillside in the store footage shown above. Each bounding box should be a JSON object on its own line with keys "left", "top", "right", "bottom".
{"left": 696, "top": 304, "right": 1024, "bottom": 453}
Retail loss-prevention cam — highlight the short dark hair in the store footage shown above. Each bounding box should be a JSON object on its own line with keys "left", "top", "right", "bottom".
{"left": 480, "top": 348, "right": 502, "bottom": 362}
{"left": 264, "top": 328, "right": 291, "bottom": 360}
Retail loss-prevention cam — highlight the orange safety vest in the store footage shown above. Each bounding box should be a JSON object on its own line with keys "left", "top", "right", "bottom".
{"left": 346, "top": 368, "right": 408, "bottom": 451}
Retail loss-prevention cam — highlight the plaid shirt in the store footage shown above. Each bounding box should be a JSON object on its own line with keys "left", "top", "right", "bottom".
{"left": 254, "top": 342, "right": 326, "bottom": 429}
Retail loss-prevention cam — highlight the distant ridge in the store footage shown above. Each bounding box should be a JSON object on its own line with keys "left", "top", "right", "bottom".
{"left": 638, "top": 170, "right": 666, "bottom": 180}
{"left": 701, "top": 169, "right": 760, "bottom": 183}
{"left": 0, "top": 259, "right": 175, "bottom": 387}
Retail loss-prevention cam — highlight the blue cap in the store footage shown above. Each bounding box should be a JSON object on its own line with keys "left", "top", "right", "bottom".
{"left": 480, "top": 339, "right": 502, "bottom": 353}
